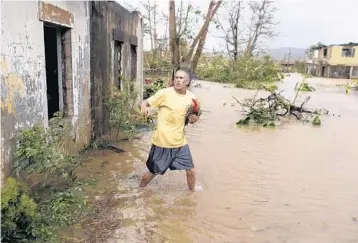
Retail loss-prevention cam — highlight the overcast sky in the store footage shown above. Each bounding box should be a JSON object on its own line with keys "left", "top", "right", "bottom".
{"left": 117, "top": 0, "right": 358, "bottom": 51}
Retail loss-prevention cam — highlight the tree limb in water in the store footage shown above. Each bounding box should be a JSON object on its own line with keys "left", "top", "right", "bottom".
{"left": 233, "top": 86, "right": 328, "bottom": 127}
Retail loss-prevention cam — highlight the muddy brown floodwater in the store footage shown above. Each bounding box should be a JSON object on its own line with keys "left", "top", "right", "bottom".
{"left": 74, "top": 74, "right": 358, "bottom": 243}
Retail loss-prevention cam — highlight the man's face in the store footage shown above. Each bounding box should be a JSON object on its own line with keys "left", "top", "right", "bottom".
{"left": 174, "top": 72, "right": 188, "bottom": 91}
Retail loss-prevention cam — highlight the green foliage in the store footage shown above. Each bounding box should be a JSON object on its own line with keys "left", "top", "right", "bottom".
{"left": 294, "top": 61, "right": 305, "bottom": 73}
{"left": 104, "top": 79, "right": 141, "bottom": 140}
{"left": 13, "top": 113, "right": 78, "bottom": 188}
{"left": 303, "top": 73, "right": 313, "bottom": 78}
{"left": 295, "top": 81, "right": 315, "bottom": 92}
{"left": 80, "top": 138, "right": 108, "bottom": 153}
{"left": 345, "top": 79, "right": 358, "bottom": 94}
{"left": 6, "top": 113, "right": 88, "bottom": 242}
{"left": 235, "top": 97, "right": 285, "bottom": 127}
{"left": 264, "top": 83, "right": 278, "bottom": 92}
{"left": 346, "top": 85, "right": 350, "bottom": 94}
{"left": 197, "top": 54, "right": 283, "bottom": 89}
{"left": 144, "top": 79, "right": 166, "bottom": 99}
{"left": 2, "top": 172, "right": 86, "bottom": 243}
{"left": 144, "top": 52, "right": 171, "bottom": 69}
{"left": 30, "top": 187, "right": 87, "bottom": 242}
{"left": 235, "top": 87, "right": 328, "bottom": 128}
{"left": 312, "top": 115, "right": 321, "bottom": 126}
{"left": 1, "top": 177, "right": 38, "bottom": 242}
{"left": 197, "top": 54, "right": 237, "bottom": 83}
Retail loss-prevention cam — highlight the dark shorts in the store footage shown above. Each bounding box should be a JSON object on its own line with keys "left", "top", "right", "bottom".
{"left": 146, "top": 144, "right": 194, "bottom": 175}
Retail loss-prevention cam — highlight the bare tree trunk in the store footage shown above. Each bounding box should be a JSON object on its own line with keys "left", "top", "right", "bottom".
{"left": 216, "top": 1, "right": 243, "bottom": 61}
{"left": 152, "top": 0, "right": 159, "bottom": 64}
{"left": 168, "top": 0, "right": 222, "bottom": 80}
{"left": 169, "top": 0, "right": 180, "bottom": 84}
{"left": 245, "top": 0, "right": 277, "bottom": 56}
{"left": 191, "top": 1, "right": 221, "bottom": 72}
{"left": 189, "top": 1, "right": 222, "bottom": 72}
{"left": 184, "top": 1, "right": 219, "bottom": 63}
{"left": 232, "top": 2, "right": 241, "bottom": 61}
{"left": 146, "top": 0, "right": 154, "bottom": 51}
{"left": 153, "top": 0, "right": 157, "bottom": 51}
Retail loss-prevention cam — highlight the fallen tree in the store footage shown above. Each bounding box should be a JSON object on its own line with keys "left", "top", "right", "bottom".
{"left": 234, "top": 85, "right": 329, "bottom": 127}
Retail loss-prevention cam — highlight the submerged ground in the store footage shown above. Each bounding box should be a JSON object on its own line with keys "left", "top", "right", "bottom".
{"left": 68, "top": 73, "right": 358, "bottom": 243}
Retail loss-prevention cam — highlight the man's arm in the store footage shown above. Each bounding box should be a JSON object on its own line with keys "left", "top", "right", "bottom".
{"left": 141, "top": 88, "right": 166, "bottom": 115}
{"left": 141, "top": 99, "right": 150, "bottom": 115}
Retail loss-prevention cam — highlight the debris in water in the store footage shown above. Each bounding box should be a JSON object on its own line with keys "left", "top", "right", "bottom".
{"left": 101, "top": 161, "right": 110, "bottom": 167}
{"left": 233, "top": 85, "right": 329, "bottom": 127}
{"left": 295, "top": 81, "right": 315, "bottom": 92}
{"left": 102, "top": 141, "right": 125, "bottom": 153}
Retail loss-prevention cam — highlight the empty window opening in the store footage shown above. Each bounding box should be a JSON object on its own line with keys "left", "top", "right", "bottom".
{"left": 323, "top": 48, "right": 328, "bottom": 58}
{"left": 131, "top": 44, "right": 137, "bottom": 81}
{"left": 342, "top": 48, "right": 355, "bottom": 57}
{"left": 44, "top": 23, "right": 72, "bottom": 120}
{"left": 114, "top": 41, "right": 123, "bottom": 89}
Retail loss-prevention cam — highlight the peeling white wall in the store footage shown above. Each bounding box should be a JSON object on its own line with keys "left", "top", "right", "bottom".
{"left": 1, "top": 1, "right": 91, "bottom": 170}
{"left": 1, "top": 1, "right": 47, "bottom": 167}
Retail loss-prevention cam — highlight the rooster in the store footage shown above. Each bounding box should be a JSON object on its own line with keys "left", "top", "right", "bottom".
{"left": 184, "top": 99, "right": 202, "bottom": 126}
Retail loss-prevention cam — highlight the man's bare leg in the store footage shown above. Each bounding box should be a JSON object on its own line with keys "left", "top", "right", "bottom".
{"left": 186, "top": 168, "right": 196, "bottom": 191}
{"left": 139, "top": 171, "right": 156, "bottom": 188}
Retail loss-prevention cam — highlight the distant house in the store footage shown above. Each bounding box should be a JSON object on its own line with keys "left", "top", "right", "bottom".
{"left": 305, "top": 42, "right": 358, "bottom": 79}
{"left": 1, "top": 1, "right": 143, "bottom": 169}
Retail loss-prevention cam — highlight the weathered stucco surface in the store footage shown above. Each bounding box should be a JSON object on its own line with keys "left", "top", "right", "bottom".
{"left": 1, "top": 1, "right": 91, "bottom": 174}
{"left": 1, "top": 1, "right": 143, "bottom": 179}
{"left": 90, "top": 1, "right": 143, "bottom": 138}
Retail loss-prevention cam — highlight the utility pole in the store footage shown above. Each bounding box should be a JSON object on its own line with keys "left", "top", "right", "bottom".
{"left": 287, "top": 47, "right": 291, "bottom": 72}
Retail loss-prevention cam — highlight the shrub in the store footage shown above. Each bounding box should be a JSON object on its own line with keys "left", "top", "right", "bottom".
{"left": 143, "top": 79, "right": 166, "bottom": 99}
{"left": 8, "top": 113, "right": 86, "bottom": 242}
{"left": 104, "top": 79, "right": 145, "bottom": 140}
{"left": 13, "top": 113, "right": 78, "bottom": 188}
{"left": 197, "top": 54, "right": 283, "bottom": 88}
{"left": 1, "top": 177, "right": 37, "bottom": 242}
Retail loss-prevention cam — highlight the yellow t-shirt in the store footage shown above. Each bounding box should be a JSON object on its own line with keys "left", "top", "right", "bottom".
{"left": 147, "top": 87, "right": 198, "bottom": 148}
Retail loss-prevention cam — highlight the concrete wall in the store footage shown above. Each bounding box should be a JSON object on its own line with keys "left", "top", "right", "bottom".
{"left": 108, "top": 2, "right": 143, "bottom": 102}
{"left": 90, "top": 1, "right": 143, "bottom": 139}
{"left": 1, "top": 1, "right": 91, "bottom": 174}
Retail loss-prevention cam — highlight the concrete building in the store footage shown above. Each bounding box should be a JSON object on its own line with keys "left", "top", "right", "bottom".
{"left": 91, "top": 1, "right": 144, "bottom": 138}
{"left": 305, "top": 42, "right": 358, "bottom": 79}
{"left": 1, "top": 1, "right": 143, "bottom": 173}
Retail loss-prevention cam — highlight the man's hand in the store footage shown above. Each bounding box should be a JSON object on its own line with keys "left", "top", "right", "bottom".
{"left": 141, "top": 100, "right": 150, "bottom": 116}
{"left": 188, "top": 114, "right": 199, "bottom": 124}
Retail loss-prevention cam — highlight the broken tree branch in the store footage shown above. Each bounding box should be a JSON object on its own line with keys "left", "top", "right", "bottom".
{"left": 233, "top": 88, "right": 328, "bottom": 127}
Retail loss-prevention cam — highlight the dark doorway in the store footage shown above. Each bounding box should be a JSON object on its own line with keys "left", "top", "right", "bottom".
{"left": 44, "top": 25, "right": 60, "bottom": 119}
{"left": 130, "top": 44, "right": 137, "bottom": 81}
{"left": 321, "top": 66, "right": 325, "bottom": 76}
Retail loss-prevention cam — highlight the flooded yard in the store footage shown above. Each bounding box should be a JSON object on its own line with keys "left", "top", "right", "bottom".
{"left": 73, "top": 74, "right": 358, "bottom": 243}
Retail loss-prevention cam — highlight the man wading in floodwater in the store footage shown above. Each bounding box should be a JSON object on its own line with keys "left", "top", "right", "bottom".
{"left": 139, "top": 69, "right": 200, "bottom": 191}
